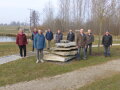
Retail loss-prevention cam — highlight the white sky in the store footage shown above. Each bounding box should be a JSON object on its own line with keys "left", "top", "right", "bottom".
{"left": 0, "top": 0, "right": 58, "bottom": 24}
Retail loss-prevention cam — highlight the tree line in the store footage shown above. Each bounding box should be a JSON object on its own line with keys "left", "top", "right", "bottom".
{"left": 33, "top": 0, "right": 120, "bottom": 36}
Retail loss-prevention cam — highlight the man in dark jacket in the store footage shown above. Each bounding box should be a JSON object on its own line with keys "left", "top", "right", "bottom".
{"left": 55, "top": 30, "right": 63, "bottom": 43}
{"left": 45, "top": 29, "right": 53, "bottom": 50}
{"left": 76, "top": 29, "right": 87, "bottom": 60}
{"left": 102, "top": 31, "right": 112, "bottom": 57}
{"left": 86, "top": 29, "right": 94, "bottom": 55}
{"left": 31, "top": 28, "right": 38, "bottom": 52}
{"left": 67, "top": 30, "right": 75, "bottom": 42}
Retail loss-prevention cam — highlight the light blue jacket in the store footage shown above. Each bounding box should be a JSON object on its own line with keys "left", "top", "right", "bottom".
{"left": 34, "top": 33, "right": 46, "bottom": 50}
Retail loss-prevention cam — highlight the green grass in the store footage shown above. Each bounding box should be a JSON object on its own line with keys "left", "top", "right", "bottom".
{"left": 0, "top": 46, "right": 120, "bottom": 86}
{"left": 0, "top": 42, "right": 32, "bottom": 57}
{"left": 78, "top": 73, "right": 120, "bottom": 90}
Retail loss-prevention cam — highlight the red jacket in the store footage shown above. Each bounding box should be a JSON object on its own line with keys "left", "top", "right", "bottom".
{"left": 16, "top": 34, "right": 28, "bottom": 45}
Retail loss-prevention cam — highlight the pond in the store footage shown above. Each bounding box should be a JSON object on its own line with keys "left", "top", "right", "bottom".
{"left": 0, "top": 36, "right": 16, "bottom": 42}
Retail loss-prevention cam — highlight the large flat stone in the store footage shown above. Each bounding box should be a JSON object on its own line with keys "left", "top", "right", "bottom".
{"left": 52, "top": 50, "right": 78, "bottom": 56}
{"left": 44, "top": 53, "right": 76, "bottom": 62}
{"left": 56, "top": 42, "right": 76, "bottom": 48}
{"left": 53, "top": 47, "right": 77, "bottom": 51}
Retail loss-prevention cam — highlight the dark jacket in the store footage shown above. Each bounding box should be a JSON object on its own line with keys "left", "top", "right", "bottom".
{"left": 16, "top": 34, "right": 28, "bottom": 46}
{"left": 34, "top": 33, "right": 46, "bottom": 50}
{"left": 32, "top": 32, "right": 38, "bottom": 40}
{"left": 76, "top": 33, "right": 87, "bottom": 48}
{"left": 45, "top": 31, "right": 53, "bottom": 41}
{"left": 102, "top": 34, "right": 112, "bottom": 47}
{"left": 86, "top": 33, "right": 94, "bottom": 45}
{"left": 55, "top": 33, "right": 63, "bottom": 43}
{"left": 67, "top": 32, "right": 75, "bottom": 42}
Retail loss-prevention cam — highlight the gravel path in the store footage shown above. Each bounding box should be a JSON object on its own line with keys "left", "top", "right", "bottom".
{"left": 0, "top": 59, "right": 120, "bottom": 90}
{"left": 0, "top": 51, "right": 36, "bottom": 65}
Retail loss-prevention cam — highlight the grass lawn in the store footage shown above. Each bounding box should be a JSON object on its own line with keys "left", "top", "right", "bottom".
{"left": 0, "top": 46, "right": 120, "bottom": 86}
{"left": 0, "top": 42, "right": 32, "bottom": 57}
{"left": 78, "top": 73, "right": 120, "bottom": 90}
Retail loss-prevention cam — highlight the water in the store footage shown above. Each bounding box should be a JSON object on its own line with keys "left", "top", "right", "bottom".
{"left": 0, "top": 36, "right": 16, "bottom": 42}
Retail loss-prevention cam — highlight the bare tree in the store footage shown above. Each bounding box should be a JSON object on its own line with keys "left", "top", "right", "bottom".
{"left": 31, "top": 10, "right": 39, "bottom": 28}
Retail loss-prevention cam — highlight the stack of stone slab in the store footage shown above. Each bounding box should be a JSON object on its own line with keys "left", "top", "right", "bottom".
{"left": 44, "top": 40, "right": 77, "bottom": 62}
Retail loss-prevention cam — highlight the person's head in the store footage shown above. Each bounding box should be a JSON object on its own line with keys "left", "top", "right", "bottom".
{"left": 80, "top": 29, "right": 84, "bottom": 34}
{"left": 69, "top": 29, "right": 73, "bottom": 33}
{"left": 88, "top": 29, "right": 92, "bottom": 34}
{"left": 18, "top": 28, "right": 24, "bottom": 34}
{"left": 33, "top": 28, "right": 37, "bottom": 32}
{"left": 38, "top": 30, "right": 42, "bottom": 34}
{"left": 48, "top": 29, "right": 51, "bottom": 32}
{"left": 57, "top": 30, "right": 61, "bottom": 34}
{"left": 105, "top": 31, "right": 109, "bottom": 35}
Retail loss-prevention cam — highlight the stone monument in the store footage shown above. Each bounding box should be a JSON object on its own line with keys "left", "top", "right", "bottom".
{"left": 44, "top": 40, "right": 77, "bottom": 62}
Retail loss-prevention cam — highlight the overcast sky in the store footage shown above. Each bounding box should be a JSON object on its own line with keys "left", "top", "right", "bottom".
{"left": 0, "top": 0, "right": 57, "bottom": 24}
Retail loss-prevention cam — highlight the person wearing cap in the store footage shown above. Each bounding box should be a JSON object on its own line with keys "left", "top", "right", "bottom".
{"left": 102, "top": 31, "right": 113, "bottom": 57}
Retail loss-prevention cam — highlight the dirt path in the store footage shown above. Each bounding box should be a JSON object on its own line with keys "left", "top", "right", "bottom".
{"left": 0, "top": 59, "right": 120, "bottom": 90}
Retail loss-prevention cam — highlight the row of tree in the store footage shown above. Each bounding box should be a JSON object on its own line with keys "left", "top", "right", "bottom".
{"left": 36, "top": 0, "right": 120, "bottom": 36}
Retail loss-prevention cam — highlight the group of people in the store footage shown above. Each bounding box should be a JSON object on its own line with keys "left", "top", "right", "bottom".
{"left": 16, "top": 28, "right": 113, "bottom": 63}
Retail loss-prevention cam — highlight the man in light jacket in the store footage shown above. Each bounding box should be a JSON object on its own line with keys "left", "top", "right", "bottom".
{"left": 34, "top": 30, "right": 46, "bottom": 63}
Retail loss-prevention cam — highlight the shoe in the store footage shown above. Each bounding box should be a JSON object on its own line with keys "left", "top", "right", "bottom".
{"left": 36, "top": 60, "right": 40, "bottom": 63}
{"left": 41, "top": 59, "right": 44, "bottom": 63}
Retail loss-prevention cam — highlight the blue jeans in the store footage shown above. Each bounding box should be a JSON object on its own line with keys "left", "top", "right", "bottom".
{"left": 104, "top": 46, "right": 110, "bottom": 56}
{"left": 77, "top": 47, "right": 87, "bottom": 59}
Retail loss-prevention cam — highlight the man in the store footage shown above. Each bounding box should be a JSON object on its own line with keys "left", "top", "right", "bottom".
{"left": 31, "top": 28, "right": 38, "bottom": 52}
{"left": 34, "top": 30, "right": 46, "bottom": 63}
{"left": 55, "top": 30, "right": 63, "bottom": 43}
{"left": 76, "top": 29, "right": 87, "bottom": 60}
{"left": 102, "top": 31, "right": 112, "bottom": 57}
{"left": 86, "top": 29, "right": 94, "bottom": 55}
{"left": 67, "top": 29, "right": 75, "bottom": 42}
{"left": 45, "top": 29, "right": 53, "bottom": 50}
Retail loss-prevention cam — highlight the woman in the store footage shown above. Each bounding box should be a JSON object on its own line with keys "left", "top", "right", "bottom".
{"left": 16, "top": 29, "right": 28, "bottom": 57}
